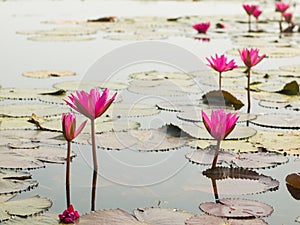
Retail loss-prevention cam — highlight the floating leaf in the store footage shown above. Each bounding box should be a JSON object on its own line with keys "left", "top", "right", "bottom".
{"left": 0, "top": 195, "right": 52, "bottom": 220}
{"left": 202, "top": 90, "right": 244, "bottom": 110}
{"left": 286, "top": 173, "right": 300, "bottom": 189}
{"left": 0, "top": 103, "right": 68, "bottom": 118}
{"left": 22, "top": 70, "right": 75, "bottom": 79}
{"left": 0, "top": 170, "right": 38, "bottom": 195}
{"left": 250, "top": 114, "right": 300, "bottom": 129}
{"left": 0, "top": 149, "right": 44, "bottom": 170}
{"left": 0, "top": 117, "right": 38, "bottom": 130}
{"left": 186, "top": 214, "right": 268, "bottom": 225}
{"left": 199, "top": 198, "right": 273, "bottom": 218}
{"left": 2, "top": 213, "right": 58, "bottom": 225}
{"left": 280, "top": 64, "right": 300, "bottom": 73}
{"left": 258, "top": 100, "right": 300, "bottom": 111}
{"left": 129, "top": 71, "right": 193, "bottom": 81}
{"left": 133, "top": 207, "right": 194, "bottom": 225}
{"left": 249, "top": 130, "right": 300, "bottom": 154}
{"left": 28, "top": 36, "right": 95, "bottom": 42}
{"left": 78, "top": 208, "right": 144, "bottom": 225}
{"left": 96, "top": 128, "right": 186, "bottom": 151}
{"left": 106, "top": 103, "right": 160, "bottom": 118}
{"left": 9, "top": 145, "right": 76, "bottom": 164}
{"left": 186, "top": 146, "right": 288, "bottom": 169}
{"left": 188, "top": 139, "right": 259, "bottom": 153}
{"left": 17, "top": 27, "right": 97, "bottom": 36}
{"left": 156, "top": 101, "right": 204, "bottom": 112}
{"left": 169, "top": 123, "right": 257, "bottom": 140}
{"left": 0, "top": 88, "right": 63, "bottom": 100}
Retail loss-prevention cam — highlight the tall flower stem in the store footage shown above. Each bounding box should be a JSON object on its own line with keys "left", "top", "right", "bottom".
{"left": 218, "top": 72, "right": 222, "bottom": 90}
{"left": 247, "top": 68, "right": 251, "bottom": 114}
{"left": 212, "top": 139, "right": 221, "bottom": 169}
{"left": 91, "top": 170, "right": 97, "bottom": 211}
{"left": 66, "top": 141, "right": 71, "bottom": 207}
{"left": 90, "top": 119, "right": 98, "bottom": 211}
{"left": 211, "top": 178, "right": 220, "bottom": 203}
{"left": 248, "top": 15, "right": 251, "bottom": 32}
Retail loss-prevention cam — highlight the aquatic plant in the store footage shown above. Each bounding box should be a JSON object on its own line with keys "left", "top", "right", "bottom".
{"left": 206, "top": 54, "right": 238, "bottom": 90}
{"left": 242, "top": 4, "right": 258, "bottom": 32}
{"left": 192, "top": 22, "right": 210, "bottom": 34}
{"left": 275, "top": 2, "right": 290, "bottom": 32}
{"left": 253, "top": 7, "right": 262, "bottom": 30}
{"left": 62, "top": 113, "right": 87, "bottom": 207}
{"left": 239, "top": 48, "right": 266, "bottom": 113}
{"left": 201, "top": 109, "right": 239, "bottom": 168}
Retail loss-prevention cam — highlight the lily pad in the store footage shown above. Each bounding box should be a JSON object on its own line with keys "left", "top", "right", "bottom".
{"left": 156, "top": 101, "right": 204, "bottom": 112}
{"left": 0, "top": 103, "right": 68, "bottom": 118}
{"left": 0, "top": 170, "right": 38, "bottom": 195}
{"left": 28, "top": 36, "right": 95, "bottom": 42}
{"left": 202, "top": 90, "right": 244, "bottom": 110}
{"left": 186, "top": 146, "right": 288, "bottom": 169}
{"left": 249, "top": 130, "right": 300, "bottom": 154}
{"left": 199, "top": 198, "right": 273, "bottom": 218}
{"left": 0, "top": 117, "right": 38, "bottom": 130}
{"left": 17, "top": 27, "right": 97, "bottom": 36}
{"left": 0, "top": 149, "right": 45, "bottom": 170}
{"left": 258, "top": 100, "right": 300, "bottom": 111}
{"left": 186, "top": 214, "right": 268, "bottom": 225}
{"left": 129, "top": 71, "right": 193, "bottom": 81}
{"left": 95, "top": 128, "right": 186, "bottom": 151}
{"left": 2, "top": 213, "right": 58, "bottom": 225}
{"left": 250, "top": 114, "right": 300, "bottom": 129}
{"left": 0, "top": 88, "right": 64, "bottom": 100}
{"left": 280, "top": 64, "right": 300, "bottom": 73}
{"left": 22, "top": 70, "right": 75, "bottom": 79}
{"left": 133, "top": 207, "right": 194, "bottom": 225}
{"left": 106, "top": 104, "right": 160, "bottom": 118}
{"left": 53, "top": 80, "right": 128, "bottom": 91}
{"left": 286, "top": 173, "right": 300, "bottom": 189}
{"left": 0, "top": 195, "right": 52, "bottom": 221}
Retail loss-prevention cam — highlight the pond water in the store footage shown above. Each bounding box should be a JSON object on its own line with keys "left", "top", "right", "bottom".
{"left": 1, "top": 0, "right": 300, "bottom": 224}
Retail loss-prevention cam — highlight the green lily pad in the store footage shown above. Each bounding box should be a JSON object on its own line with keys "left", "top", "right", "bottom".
{"left": 199, "top": 198, "right": 273, "bottom": 218}
{"left": 22, "top": 70, "right": 76, "bottom": 79}
{"left": 0, "top": 196, "right": 52, "bottom": 222}
{"left": 0, "top": 170, "right": 38, "bottom": 195}
{"left": 186, "top": 214, "right": 268, "bottom": 225}
{"left": 250, "top": 114, "right": 300, "bottom": 129}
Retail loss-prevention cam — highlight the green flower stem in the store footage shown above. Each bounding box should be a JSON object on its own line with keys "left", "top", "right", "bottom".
{"left": 90, "top": 119, "right": 98, "bottom": 211}
{"left": 212, "top": 139, "right": 221, "bottom": 169}
{"left": 247, "top": 68, "right": 251, "bottom": 114}
{"left": 66, "top": 141, "right": 71, "bottom": 207}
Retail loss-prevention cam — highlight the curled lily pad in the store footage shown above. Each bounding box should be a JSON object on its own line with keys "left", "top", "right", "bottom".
{"left": 0, "top": 103, "right": 68, "bottom": 118}
{"left": 199, "top": 198, "right": 273, "bottom": 218}
{"left": 0, "top": 170, "right": 38, "bottom": 195}
{"left": 0, "top": 195, "right": 52, "bottom": 222}
{"left": 202, "top": 90, "right": 244, "bottom": 110}
{"left": 186, "top": 146, "right": 288, "bottom": 169}
{"left": 96, "top": 128, "right": 186, "bottom": 151}
{"left": 257, "top": 80, "right": 299, "bottom": 95}
{"left": 185, "top": 214, "right": 268, "bottom": 225}
{"left": 22, "top": 70, "right": 75, "bottom": 79}
{"left": 286, "top": 173, "right": 300, "bottom": 189}
{"left": 250, "top": 114, "right": 300, "bottom": 129}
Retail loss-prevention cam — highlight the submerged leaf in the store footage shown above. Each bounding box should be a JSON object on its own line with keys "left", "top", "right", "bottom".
{"left": 202, "top": 90, "right": 244, "bottom": 110}
{"left": 199, "top": 198, "right": 273, "bottom": 218}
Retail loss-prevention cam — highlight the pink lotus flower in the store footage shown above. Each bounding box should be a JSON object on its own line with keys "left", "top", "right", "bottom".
{"left": 238, "top": 48, "right": 266, "bottom": 69}
{"left": 253, "top": 8, "right": 262, "bottom": 19}
{"left": 206, "top": 54, "right": 238, "bottom": 90}
{"left": 65, "top": 88, "right": 117, "bottom": 120}
{"left": 283, "top": 12, "right": 293, "bottom": 24}
{"left": 239, "top": 48, "right": 265, "bottom": 113}
{"left": 62, "top": 113, "right": 87, "bottom": 142}
{"left": 59, "top": 204, "right": 80, "bottom": 224}
{"left": 202, "top": 110, "right": 239, "bottom": 141}
{"left": 202, "top": 109, "right": 238, "bottom": 168}
{"left": 275, "top": 2, "right": 290, "bottom": 13}
{"left": 193, "top": 22, "right": 210, "bottom": 34}
{"left": 243, "top": 4, "right": 258, "bottom": 15}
